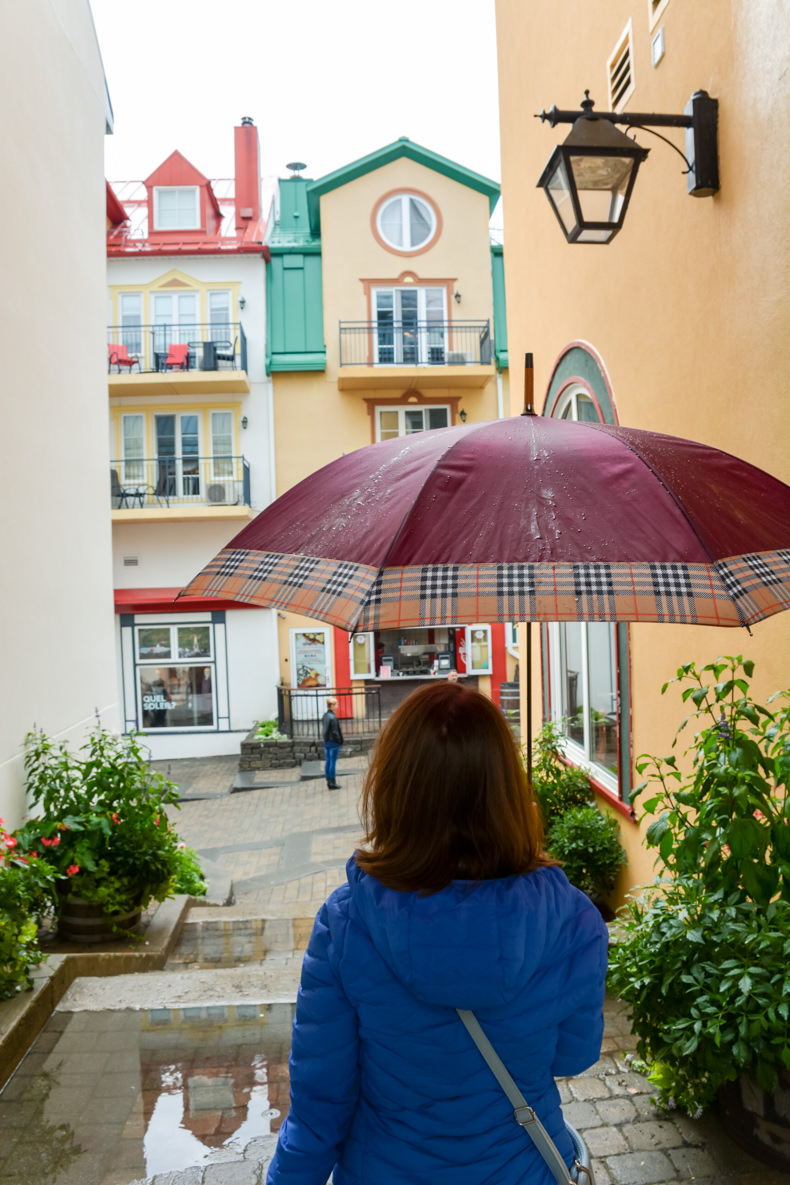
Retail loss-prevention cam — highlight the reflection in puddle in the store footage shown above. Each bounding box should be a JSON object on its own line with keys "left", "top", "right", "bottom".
{"left": 166, "top": 916, "right": 311, "bottom": 970}
{"left": 0, "top": 1002, "right": 294, "bottom": 1185}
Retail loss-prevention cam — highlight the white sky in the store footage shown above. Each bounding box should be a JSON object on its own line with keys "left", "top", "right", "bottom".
{"left": 91, "top": 0, "right": 502, "bottom": 204}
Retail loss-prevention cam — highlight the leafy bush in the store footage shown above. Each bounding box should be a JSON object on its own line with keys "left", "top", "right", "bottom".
{"left": 173, "top": 844, "right": 207, "bottom": 897}
{"left": 609, "top": 656, "right": 790, "bottom": 1114}
{"left": 0, "top": 827, "right": 57, "bottom": 999}
{"left": 17, "top": 728, "right": 183, "bottom": 916}
{"left": 548, "top": 805, "right": 626, "bottom": 898}
{"left": 530, "top": 720, "right": 593, "bottom": 827}
{"left": 256, "top": 718, "right": 286, "bottom": 742}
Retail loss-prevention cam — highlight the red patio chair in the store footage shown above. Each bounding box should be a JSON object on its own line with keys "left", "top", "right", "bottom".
{"left": 108, "top": 344, "right": 141, "bottom": 373}
{"left": 165, "top": 343, "right": 190, "bottom": 370}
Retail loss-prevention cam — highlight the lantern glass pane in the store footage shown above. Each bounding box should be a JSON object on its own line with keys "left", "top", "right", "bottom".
{"left": 569, "top": 154, "right": 634, "bottom": 225}
{"left": 546, "top": 159, "right": 577, "bottom": 235}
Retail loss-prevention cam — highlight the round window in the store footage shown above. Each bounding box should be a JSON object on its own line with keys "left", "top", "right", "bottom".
{"left": 376, "top": 193, "right": 437, "bottom": 251}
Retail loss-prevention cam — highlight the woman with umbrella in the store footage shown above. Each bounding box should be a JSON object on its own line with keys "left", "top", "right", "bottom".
{"left": 266, "top": 681, "right": 607, "bottom": 1185}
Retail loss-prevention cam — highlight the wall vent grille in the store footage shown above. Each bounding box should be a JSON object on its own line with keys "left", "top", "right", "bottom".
{"left": 123, "top": 555, "right": 139, "bottom": 567}
{"left": 607, "top": 22, "right": 635, "bottom": 111}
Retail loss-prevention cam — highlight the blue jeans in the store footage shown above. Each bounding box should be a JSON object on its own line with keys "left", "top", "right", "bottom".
{"left": 324, "top": 741, "right": 340, "bottom": 782}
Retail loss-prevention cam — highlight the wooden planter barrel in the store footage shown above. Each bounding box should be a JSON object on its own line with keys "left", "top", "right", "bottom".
{"left": 718, "top": 1071, "right": 790, "bottom": 1172}
{"left": 56, "top": 894, "right": 141, "bottom": 944}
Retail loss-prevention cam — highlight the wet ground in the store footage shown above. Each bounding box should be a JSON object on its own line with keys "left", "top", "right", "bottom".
{"left": 1, "top": 756, "right": 787, "bottom": 1185}
{"left": 0, "top": 1003, "right": 294, "bottom": 1185}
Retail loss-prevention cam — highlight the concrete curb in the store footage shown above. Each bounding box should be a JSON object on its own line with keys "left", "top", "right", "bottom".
{"left": 0, "top": 894, "right": 190, "bottom": 1086}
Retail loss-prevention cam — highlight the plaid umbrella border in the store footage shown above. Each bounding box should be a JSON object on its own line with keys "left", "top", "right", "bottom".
{"left": 179, "top": 548, "right": 790, "bottom": 630}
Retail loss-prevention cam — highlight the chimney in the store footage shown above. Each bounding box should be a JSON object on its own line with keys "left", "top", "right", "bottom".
{"left": 234, "top": 117, "right": 260, "bottom": 230}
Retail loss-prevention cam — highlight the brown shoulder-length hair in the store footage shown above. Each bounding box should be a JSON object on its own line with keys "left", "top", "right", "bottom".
{"left": 355, "top": 682, "right": 555, "bottom": 893}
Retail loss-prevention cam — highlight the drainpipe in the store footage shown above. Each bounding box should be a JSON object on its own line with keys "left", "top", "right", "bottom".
{"left": 496, "top": 369, "right": 505, "bottom": 418}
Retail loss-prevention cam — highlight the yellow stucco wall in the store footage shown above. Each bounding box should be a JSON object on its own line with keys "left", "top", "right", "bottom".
{"left": 496, "top": 0, "right": 790, "bottom": 898}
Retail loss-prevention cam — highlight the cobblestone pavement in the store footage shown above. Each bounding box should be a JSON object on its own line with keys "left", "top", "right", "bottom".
{"left": 161, "top": 755, "right": 365, "bottom": 917}
{"left": 101, "top": 757, "right": 790, "bottom": 1184}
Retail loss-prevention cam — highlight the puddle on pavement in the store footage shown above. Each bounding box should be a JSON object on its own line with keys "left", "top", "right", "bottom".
{"left": 166, "top": 916, "right": 311, "bottom": 970}
{"left": 0, "top": 1001, "right": 294, "bottom": 1185}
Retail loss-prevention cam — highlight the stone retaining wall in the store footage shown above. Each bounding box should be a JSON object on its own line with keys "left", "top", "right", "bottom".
{"left": 239, "top": 730, "right": 377, "bottom": 771}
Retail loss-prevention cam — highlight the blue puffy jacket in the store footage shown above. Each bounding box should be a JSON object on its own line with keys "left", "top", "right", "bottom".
{"left": 267, "top": 856, "right": 608, "bottom": 1185}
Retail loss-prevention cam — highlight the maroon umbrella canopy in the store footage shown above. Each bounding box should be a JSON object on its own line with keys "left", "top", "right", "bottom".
{"left": 179, "top": 416, "right": 790, "bottom": 630}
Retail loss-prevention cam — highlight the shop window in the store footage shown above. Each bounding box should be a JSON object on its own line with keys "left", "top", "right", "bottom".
{"left": 376, "top": 404, "right": 450, "bottom": 441}
{"left": 466, "top": 625, "right": 492, "bottom": 673}
{"left": 349, "top": 632, "right": 376, "bottom": 678}
{"left": 135, "top": 623, "right": 215, "bottom": 730}
{"left": 376, "top": 193, "right": 437, "bottom": 251}
{"left": 153, "top": 186, "right": 200, "bottom": 230}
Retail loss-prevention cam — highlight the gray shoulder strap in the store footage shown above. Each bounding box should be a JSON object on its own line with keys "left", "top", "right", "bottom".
{"left": 457, "top": 1008, "right": 576, "bottom": 1185}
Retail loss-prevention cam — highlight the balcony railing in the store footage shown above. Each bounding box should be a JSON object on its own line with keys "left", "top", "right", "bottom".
{"left": 107, "top": 322, "right": 247, "bottom": 375}
{"left": 110, "top": 455, "right": 251, "bottom": 509}
{"left": 339, "top": 320, "right": 491, "bottom": 367}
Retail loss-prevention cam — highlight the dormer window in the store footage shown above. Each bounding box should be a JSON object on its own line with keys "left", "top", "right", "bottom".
{"left": 374, "top": 191, "right": 439, "bottom": 253}
{"left": 153, "top": 186, "right": 200, "bottom": 230}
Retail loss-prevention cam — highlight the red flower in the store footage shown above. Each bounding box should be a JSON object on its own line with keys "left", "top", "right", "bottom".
{"left": 3, "top": 835, "right": 18, "bottom": 849}
{"left": 41, "top": 836, "right": 52, "bottom": 846}
{"left": 154, "top": 816, "right": 160, "bottom": 826}
{"left": 112, "top": 813, "right": 120, "bottom": 825}
{"left": 66, "top": 864, "right": 79, "bottom": 876}
{"left": 29, "top": 851, "right": 38, "bottom": 859}
{"left": 51, "top": 835, "right": 60, "bottom": 846}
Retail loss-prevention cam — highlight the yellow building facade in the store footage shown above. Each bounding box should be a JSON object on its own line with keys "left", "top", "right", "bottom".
{"left": 495, "top": 0, "right": 790, "bottom": 896}
{"left": 268, "top": 141, "right": 515, "bottom": 709}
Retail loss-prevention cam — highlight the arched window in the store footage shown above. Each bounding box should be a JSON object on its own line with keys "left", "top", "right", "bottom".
{"left": 376, "top": 193, "right": 437, "bottom": 251}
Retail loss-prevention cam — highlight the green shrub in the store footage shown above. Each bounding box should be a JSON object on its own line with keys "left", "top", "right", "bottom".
{"left": 17, "top": 727, "right": 182, "bottom": 916}
{"left": 256, "top": 718, "right": 286, "bottom": 742}
{"left": 609, "top": 656, "right": 790, "bottom": 1114}
{"left": 0, "top": 831, "right": 57, "bottom": 999}
{"left": 529, "top": 720, "right": 593, "bottom": 827}
{"left": 548, "top": 805, "right": 626, "bottom": 898}
{"left": 173, "top": 844, "right": 207, "bottom": 897}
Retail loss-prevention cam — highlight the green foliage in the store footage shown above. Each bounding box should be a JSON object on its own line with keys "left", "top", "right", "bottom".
{"left": 610, "top": 656, "right": 790, "bottom": 1113}
{"left": 548, "top": 805, "right": 626, "bottom": 898}
{"left": 0, "top": 832, "right": 57, "bottom": 999}
{"left": 256, "top": 718, "right": 286, "bottom": 742}
{"left": 18, "top": 728, "right": 183, "bottom": 916}
{"left": 631, "top": 656, "right": 790, "bottom": 908}
{"left": 530, "top": 720, "right": 593, "bottom": 827}
{"left": 608, "top": 879, "right": 790, "bottom": 1114}
{"left": 173, "top": 844, "right": 207, "bottom": 897}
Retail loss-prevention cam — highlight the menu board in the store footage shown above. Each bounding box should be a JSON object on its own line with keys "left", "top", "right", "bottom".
{"left": 293, "top": 630, "right": 328, "bottom": 689}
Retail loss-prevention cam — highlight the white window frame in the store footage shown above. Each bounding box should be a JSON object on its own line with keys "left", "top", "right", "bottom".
{"left": 372, "top": 285, "right": 447, "bottom": 365}
{"left": 154, "top": 410, "right": 202, "bottom": 499}
{"left": 210, "top": 411, "right": 234, "bottom": 481}
{"left": 134, "top": 622, "right": 217, "bottom": 733}
{"left": 208, "top": 290, "right": 232, "bottom": 340}
{"left": 349, "top": 632, "right": 376, "bottom": 679}
{"left": 153, "top": 186, "right": 201, "bottom": 231}
{"left": 546, "top": 384, "right": 619, "bottom": 793}
{"left": 375, "top": 404, "right": 451, "bottom": 442}
{"left": 376, "top": 192, "right": 437, "bottom": 251}
{"left": 505, "top": 623, "right": 519, "bottom": 658}
{"left": 466, "top": 625, "right": 492, "bottom": 674}
{"left": 121, "top": 414, "right": 145, "bottom": 484}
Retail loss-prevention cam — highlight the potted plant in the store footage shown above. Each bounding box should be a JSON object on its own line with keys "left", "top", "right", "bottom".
{"left": 17, "top": 727, "right": 183, "bottom": 942}
{"left": 256, "top": 718, "right": 287, "bottom": 743}
{"left": 0, "top": 825, "right": 57, "bottom": 997}
{"left": 608, "top": 656, "right": 790, "bottom": 1168}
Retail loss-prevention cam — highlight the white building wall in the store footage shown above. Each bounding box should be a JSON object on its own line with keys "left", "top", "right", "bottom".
{"left": 0, "top": 1, "right": 119, "bottom": 825}
{"left": 107, "top": 249, "right": 277, "bottom": 759}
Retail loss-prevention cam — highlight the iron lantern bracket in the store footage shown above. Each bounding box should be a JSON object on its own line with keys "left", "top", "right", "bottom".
{"left": 536, "top": 90, "right": 719, "bottom": 196}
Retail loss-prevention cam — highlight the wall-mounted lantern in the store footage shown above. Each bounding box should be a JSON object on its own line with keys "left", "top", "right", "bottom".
{"left": 536, "top": 90, "right": 719, "bottom": 244}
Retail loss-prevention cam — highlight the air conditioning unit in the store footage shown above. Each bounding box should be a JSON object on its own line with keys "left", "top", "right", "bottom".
{"left": 447, "top": 350, "right": 475, "bottom": 364}
{"left": 207, "top": 480, "right": 239, "bottom": 505}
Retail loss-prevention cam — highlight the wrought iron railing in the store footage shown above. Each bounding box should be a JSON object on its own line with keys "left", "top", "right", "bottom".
{"left": 277, "top": 684, "right": 382, "bottom": 740}
{"left": 110, "top": 455, "right": 251, "bottom": 509}
{"left": 107, "top": 322, "right": 247, "bottom": 374}
{"left": 339, "top": 320, "right": 491, "bottom": 367}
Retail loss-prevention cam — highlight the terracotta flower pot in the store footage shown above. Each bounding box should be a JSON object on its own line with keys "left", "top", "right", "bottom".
{"left": 718, "top": 1070, "right": 790, "bottom": 1172}
{"left": 56, "top": 893, "right": 141, "bottom": 944}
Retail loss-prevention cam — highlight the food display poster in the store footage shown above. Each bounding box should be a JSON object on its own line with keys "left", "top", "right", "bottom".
{"left": 293, "top": 630, "right": 328, "bottom": 688}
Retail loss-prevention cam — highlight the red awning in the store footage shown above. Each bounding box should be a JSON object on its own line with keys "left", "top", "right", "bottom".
{"left": 114, "top": 588, "right": 258, "bottom": 614}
